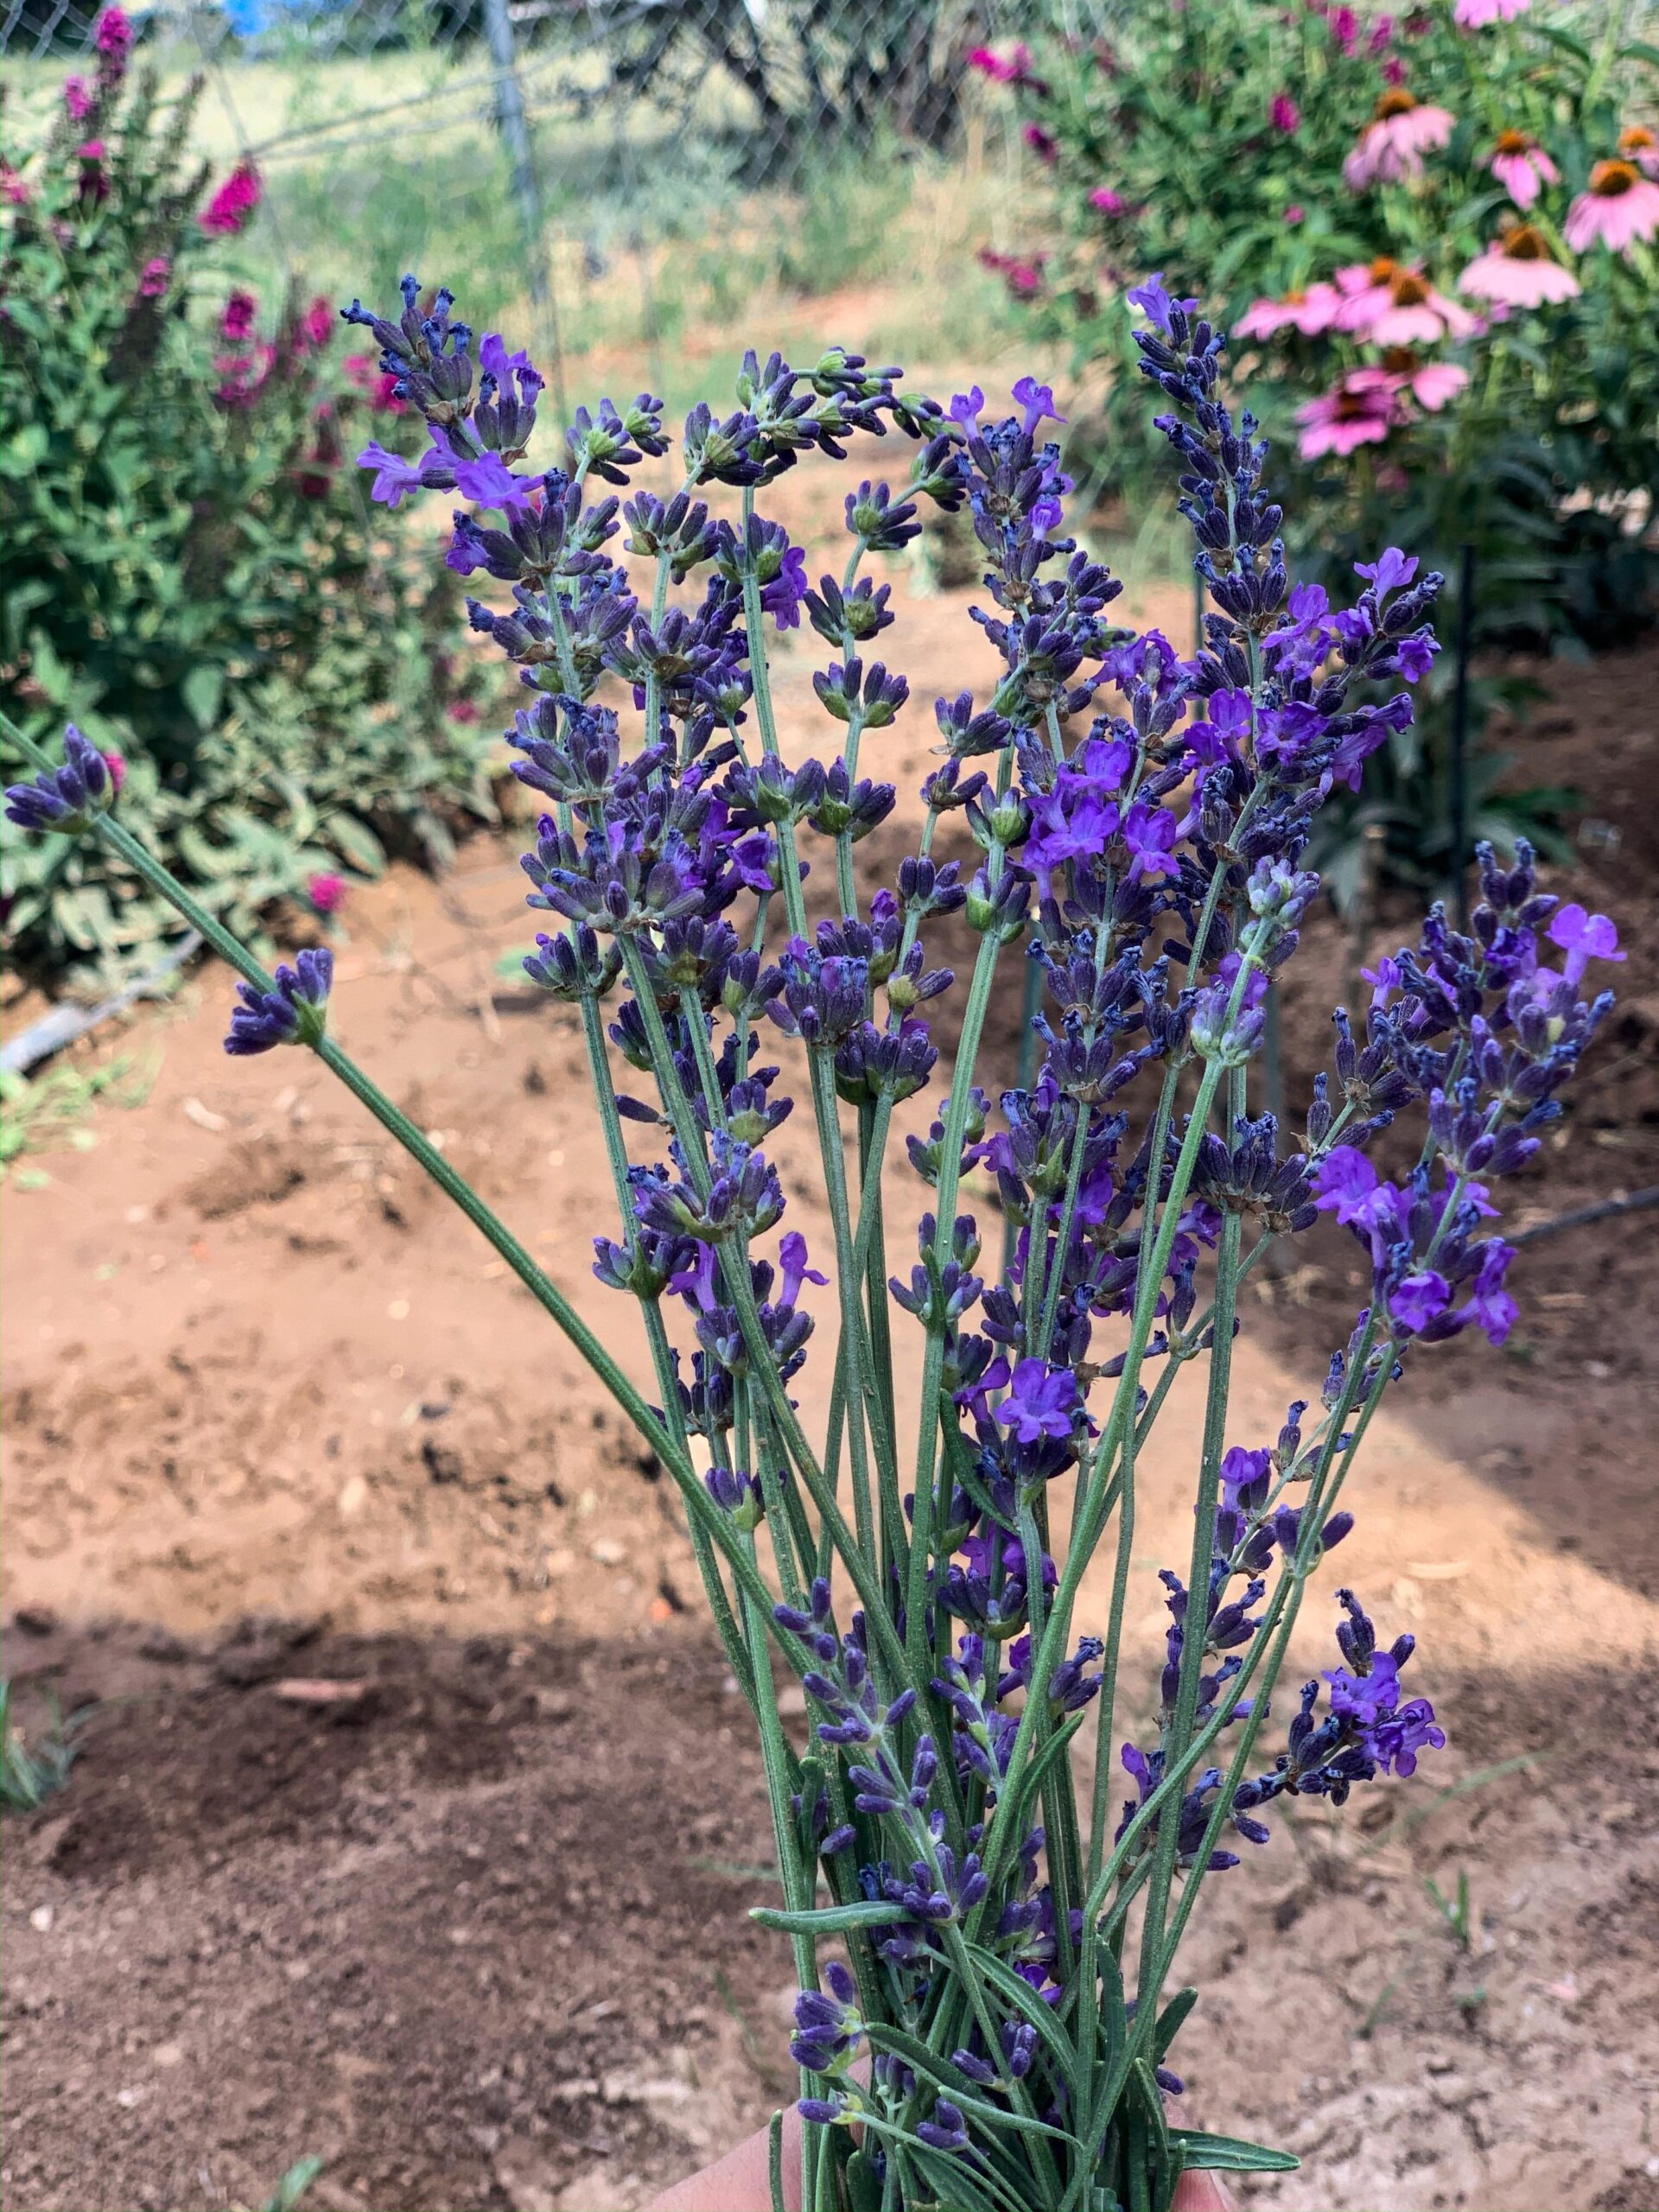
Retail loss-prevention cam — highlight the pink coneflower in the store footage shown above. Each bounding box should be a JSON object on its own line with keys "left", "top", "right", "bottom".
{"left": 1379, "top": 348, "right": 1469, "bottom": 410}
{"left": 1328, "top": 6, "right": 1361, "bottom": 55}
{"left": 298, "top": 295, "right": 334, "bottom": 348}
{"left": 307, "top": 872, "right": 347, "bottom": 917}
{"left": 1381, "top": 54, "right": 1408, "bottom": 86}
{"left": 1, "top": 164, "right": 29, "bottom": 207}
{"left": 63, "top": 74, "right": 93, "bottom": 121}
{"left": 102, "top": 750, "right": 128, "bottom": 793}
{"left": 1269, "top": 92, "right": 1300, "bottom": 135}
{"left": 1563, "top": 159, "right": 1659, "bottom": 254}
{"left": 447, "top": 698, "right": 482, "bottom": 725}
{"left": 1285, "top": 202, "right": 1306, "bottom": 225}
{"left": 200, "top": 162, "right": 262, "bottom": 237}
{"left": 1454, "top": 0, "right": 1529, "bottom": 22}
{"left": 221, "top": 289, "right": 258, "bottom": 342}
{"left": 1342, "top": 89, "right": 1454, "bottom": 188}
{"left": 1236, "top": 281, "right": 1344, "bottom": 339}
{"left": 1089, "top": 186, "right": 1131, "bottom": 214}
{"left": 1335, "top": 257, "right": 1473, "bottom": 345}
{"left": 1618, "top": 124, "right": 1659, "bottom": 179}
{"left": 1482, "top": 127, "right": 1559, "bottom": 209}
{"left": 1459, "top": 225, "right": 1580, "bottom": 307}
{"left": 1022, "top": 123, "right": 1058, "bottom": 164}
{"left": 1295, "top": 368, "right": 1402, "bottom": 458}
{"left": 137, "top": 255, "right": 170, "bottom": 297}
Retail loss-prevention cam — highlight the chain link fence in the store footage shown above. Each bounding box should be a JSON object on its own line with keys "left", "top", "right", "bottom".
{"left": 3, "top": 0, "right": 1046, "bottom": 415}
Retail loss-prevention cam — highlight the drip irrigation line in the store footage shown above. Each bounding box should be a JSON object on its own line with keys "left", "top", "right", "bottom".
{"left": 1510, "top": 1185, "right": 1659, "bottom": 1245}
{"left": 0, "top": 932, "right": 202, "bottom": 1077}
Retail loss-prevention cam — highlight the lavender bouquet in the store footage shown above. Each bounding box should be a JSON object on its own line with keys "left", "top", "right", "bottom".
{"left": 5, "top": 275, "right": 1624, "bottom": 2212}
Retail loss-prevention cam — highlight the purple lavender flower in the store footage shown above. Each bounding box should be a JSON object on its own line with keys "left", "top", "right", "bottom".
{"left": 4, "top": 725, "right": 112, "bottom": 833}
{"left": 790, "top": 1961, "right": 862, "bottom": 2075}
{"left": 995, "top": 1358, "right": 1079, "bottom": 1443}
{"left": 224, "top": 949, "right": 334, "bottom": 1055}
{"left": 1546, "top": 903, "right": 1624, "bottom": 989}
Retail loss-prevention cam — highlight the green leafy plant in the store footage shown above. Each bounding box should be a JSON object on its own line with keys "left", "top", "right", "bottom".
{"left": 1423, "top": 1866, "right": 1474, "bottom": 1949}
{"left": 259, "top": 2156, "right": 325, "bottom": 2212}
{"left": 0, "top": 1048, "right": 158, "bottom": 1184}
{"left": 970, "top": 0, "right": 1657, "bottom": 891}
{"left": 0, "top": 24, "right": 498, "bottom": 989}
{"left": 0, "top": 1678, "right": 85, "bottom": 1815}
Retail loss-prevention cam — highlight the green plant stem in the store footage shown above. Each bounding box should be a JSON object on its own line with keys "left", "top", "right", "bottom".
{"left": 1063, "top": 1332, "right": 1395, "bottom": 2212}
{"left": 805, "top": 1048, "right": 880, "bottom": 1565}
{"left": 741, "top": 1572, "right": 822, "bottom": 2212}
{"left": 1035, "top": 1098, "right": 1091, "bottom": 1362}
{"left": 4, "top": 747, "right": 809, "bottom": 1700}
{"left": 1084, "top": 1051, "right": 1179, "bottom": 1885}
{"left": 572, "top": 985, "right": 755, "bottom": 1702}
{"left": 906, "top": 922, "right": 1004, "bottom": 1684}
{"left": 611, "top": 941, "right": 893, "bottom": 1651}
{"left": 974, "top": 1050, "right": 1224, "bottom": 1924}
{"left": 1134, "top": 1186, "right": 1243, "bottom": 2015}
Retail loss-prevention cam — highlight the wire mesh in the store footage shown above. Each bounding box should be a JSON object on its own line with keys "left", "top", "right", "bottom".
{"left": 4, "top": 0, "right": 1039, "bottom": 421}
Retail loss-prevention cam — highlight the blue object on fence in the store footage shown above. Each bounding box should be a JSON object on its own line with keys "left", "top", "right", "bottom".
{"left": 219, "top": 0, "right": 353, "bottom": 41}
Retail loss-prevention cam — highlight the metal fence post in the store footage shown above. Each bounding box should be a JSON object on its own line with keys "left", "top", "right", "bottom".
{"left": 1449, "top": 538, "right": 1475, "bottom": 928}
{"left": 481, "top": 0, "right": 569, "bottom": 423}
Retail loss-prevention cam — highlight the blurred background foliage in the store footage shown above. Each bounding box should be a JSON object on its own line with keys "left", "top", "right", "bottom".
{"left": 3, "top": 0, "right": 1655, "bottom": 988}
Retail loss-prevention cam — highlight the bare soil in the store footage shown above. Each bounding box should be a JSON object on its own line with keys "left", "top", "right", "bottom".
{"left": 4, "top": 551, "right": 1659, "bottom": 2211}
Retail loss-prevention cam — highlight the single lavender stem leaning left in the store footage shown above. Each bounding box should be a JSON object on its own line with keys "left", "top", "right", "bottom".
{"left": 0, "top": 719, "right": 812, "bottom": 1688}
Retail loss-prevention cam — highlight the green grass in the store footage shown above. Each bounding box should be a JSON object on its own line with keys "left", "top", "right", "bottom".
{"left": 0, "top": 1051, "right": 160, "bottom": 1187}
{"left": 6, "top": 41, "right": 1042, "bottom": 414}
{"left": 0, "top": 1678, "right": 85, "bottom": 1815}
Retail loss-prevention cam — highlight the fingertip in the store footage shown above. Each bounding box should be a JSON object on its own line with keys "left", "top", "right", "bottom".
{"left": 1172, "top": 2169, "right": 1236, "bottom": 2212}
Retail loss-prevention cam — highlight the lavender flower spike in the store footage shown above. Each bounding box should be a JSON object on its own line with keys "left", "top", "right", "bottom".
{"left": 224, "top": 949, "right": 334, "bottom": 1056}
{"left": 4, "top": 725, "right": 113, "bottom": 834}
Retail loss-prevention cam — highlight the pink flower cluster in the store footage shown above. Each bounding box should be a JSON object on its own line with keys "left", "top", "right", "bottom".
{"left": 1241, "top": 258, "right": 1471, "bottom": 346}
{"left": 307, "top": 872, "right": 348, "bottom": 917}
{"left": 213, "top": 289, "right": 272, "bottom": 408}
{"left": 1453, "top": 0, "right": 1529, "bottom": 24}
{"left": 1229, "top": 61, "right": 1659, "bottom": 469}
{"left": 200, "top": 162, "right": 262, "bottom": 237}
{"left": 967, "top": 41, "right": 1044, "bottom": 92}
{"left": 979, "top": 245, "right": 1046, "bottom": 299}
{"left": 344, "top": 353, "right": 409, "bottom": 413}
{"left": 94, "top": 6, "right": 132, "bottom": 64}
